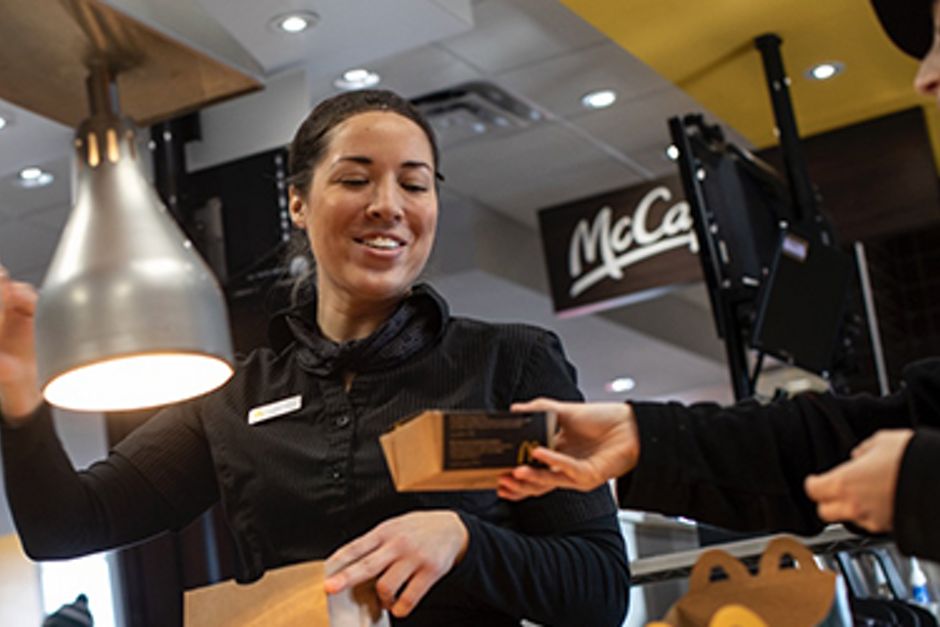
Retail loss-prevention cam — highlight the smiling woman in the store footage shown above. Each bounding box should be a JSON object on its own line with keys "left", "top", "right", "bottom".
{"left": 0, "top": 89, "right": 631, "bottom": 627}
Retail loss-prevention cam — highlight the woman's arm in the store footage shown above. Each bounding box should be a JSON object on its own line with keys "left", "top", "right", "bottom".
{"left": 323, "top": 492, "right": 629, "bottom": 627}
{"left": 1, "top": 401, "right": 218, "bottom": 559}
{"left": 449, "top": 490, "right": 629, "bottom": 627}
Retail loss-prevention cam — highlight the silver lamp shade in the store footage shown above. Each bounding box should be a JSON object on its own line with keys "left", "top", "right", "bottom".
{"left": 35, "top": 90, "right": 234, "bottom": 412}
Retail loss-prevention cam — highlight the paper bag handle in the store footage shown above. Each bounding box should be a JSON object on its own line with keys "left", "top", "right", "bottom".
{"left": 688, "top": 548, "right": 751, "bottom": 592}
{"left": 757, "top": 536, "right": 818, "bottom": 577}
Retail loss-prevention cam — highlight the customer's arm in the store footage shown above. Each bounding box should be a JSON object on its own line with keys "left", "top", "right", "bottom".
{"left": 615, "top": 390, "right": 912, "bottom": 534}
{"left": 892, "top": 428, "right": 940, "bottom": 562}
{"left": 505, "top": 386, "right": 915, "bottom": 534}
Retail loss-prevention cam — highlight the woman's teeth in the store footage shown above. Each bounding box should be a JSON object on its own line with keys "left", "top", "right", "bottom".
{"left": 360, "top": 236, "right": 402, "bottom": 250}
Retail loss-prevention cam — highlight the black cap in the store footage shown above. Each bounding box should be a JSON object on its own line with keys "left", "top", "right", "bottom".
{"left": 870, "top": 0, "right": 934, "bottom": 59}
{"left": 42, "top": 594, "right": 93, "bottom": 627}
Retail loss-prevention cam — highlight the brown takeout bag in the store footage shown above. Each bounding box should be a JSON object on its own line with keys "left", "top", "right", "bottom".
{"left": 380, "top": 410, "right": 555, "bottom": 491}
{"left": 184, "top": 560, "right": 389, "bottom": 627}
{"left": 651, "top": 536, "right": 838, "bottom": 627}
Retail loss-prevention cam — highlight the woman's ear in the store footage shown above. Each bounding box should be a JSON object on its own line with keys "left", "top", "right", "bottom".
{"left": 288, "top": 189, "right": 306, "bottom": 228}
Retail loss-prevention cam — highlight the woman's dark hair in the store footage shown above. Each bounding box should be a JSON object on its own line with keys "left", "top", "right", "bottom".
{"left": 283, "top": 89, "right": 441, "bottom": 305}
{"left": 287, "top": 89, "right": 440, "bottom": 195}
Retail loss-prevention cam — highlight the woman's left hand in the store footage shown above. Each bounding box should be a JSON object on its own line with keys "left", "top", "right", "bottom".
{"left": 324, "top": 510, "right": 469, "bottom": 618}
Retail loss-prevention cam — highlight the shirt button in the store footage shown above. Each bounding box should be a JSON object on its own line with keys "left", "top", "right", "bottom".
{"left": 335, "top": 414, "right": 350, "bottom": 428}
{"left": 330, "top": 466, "right": 343, "bottom": 481}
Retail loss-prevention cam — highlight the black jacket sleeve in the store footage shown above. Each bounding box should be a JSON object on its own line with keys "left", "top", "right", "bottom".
{"left": 892, "top": 359, "right": 940, "bottom": 561}
{"left": 1, "top": 401, "right": 218, "bottom": 560}
{"left": 448, "top": 495, "right": 628, "bottom": 627}
{"left": 617, "top": 358, "right": 940, "bottom": 538}
{"left": 618, "top": 380, "right": 910, "bottom": 535}
{"left": 894, "top": 429, "right": 940, "bottom": 562}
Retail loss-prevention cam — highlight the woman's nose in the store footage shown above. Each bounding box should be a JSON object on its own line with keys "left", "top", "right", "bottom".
{"left": 367, "top": 179, "right": 404, "bottom": 222}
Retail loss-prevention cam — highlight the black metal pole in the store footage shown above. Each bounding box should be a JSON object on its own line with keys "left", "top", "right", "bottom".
{"left": 754, "top": 34, "right": 816, "bottom": 226}
{"left": 669, "top": 115, "right": 753, "bottom": 400}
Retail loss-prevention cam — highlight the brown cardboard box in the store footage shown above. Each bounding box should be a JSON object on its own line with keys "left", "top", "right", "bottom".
{"left": 380, "top": 410, "right": 555, "bottom": 491}
{"left": 650, "top": 536, "right": 842, "bottom": 627}
{"left": 184, "top": 560, "right": 389, "bottom": 627}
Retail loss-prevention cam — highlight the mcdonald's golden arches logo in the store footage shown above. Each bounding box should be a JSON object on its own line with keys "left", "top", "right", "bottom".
{"left": 516, "top": 440, "right": 540, "bottom": 465}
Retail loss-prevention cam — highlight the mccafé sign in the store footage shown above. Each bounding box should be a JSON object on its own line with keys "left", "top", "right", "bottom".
{"left": 538, "top": 175, "right": 703, "bottom": 317}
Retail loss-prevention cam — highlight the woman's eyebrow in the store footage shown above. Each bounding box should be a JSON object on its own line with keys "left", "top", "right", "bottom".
{"left": 402, "top": 160, "right": 433, "bottom": 172}
{"left": 335, "top": 156, "right": 433, "bottom": 173}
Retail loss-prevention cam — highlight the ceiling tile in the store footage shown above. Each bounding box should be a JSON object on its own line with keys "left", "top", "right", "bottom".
{"left": 568, "top": 87, "right": 754, "bottom": 177}
{"left": 342, "top": 44, "right": 482, "bottom": 99}
{"left": 0, "top": 99, "right": 72, "bottom": 179}
{"left": 440, "top": 120, "right": 644, "bottom": 227}
{"left": 196, "top": 0, "right": 475, "bottom": 76}
{"left": 439, "top": 0, "right": 606, "bottom": 75}
{"left": 496, "top": 42, "right": 671, "bottom": 118}
{"left": 22, "top": 201, "right": 70, "bottom": 232}
{"left": 0, "top": 156, "right": 70, "bottom": 220}
{"left": 0, "top": 218, "right": 60, "bottom": 279}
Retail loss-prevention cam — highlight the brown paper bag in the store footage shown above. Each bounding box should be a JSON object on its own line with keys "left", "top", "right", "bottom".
{"left": 652, "top": 536, "right": 837, "bottom": 627}
{"left": 184, "top": 560, "right": 390, "bottom": 627}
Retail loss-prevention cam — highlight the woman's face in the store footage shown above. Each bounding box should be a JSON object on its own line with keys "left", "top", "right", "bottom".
{"left": 289, "top": 111, "right": 438, "bottom": 308}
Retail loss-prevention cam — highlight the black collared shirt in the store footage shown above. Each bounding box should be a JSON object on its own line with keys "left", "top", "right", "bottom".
{"left": 3, "top": 285, "right": 629, "bottom": 627}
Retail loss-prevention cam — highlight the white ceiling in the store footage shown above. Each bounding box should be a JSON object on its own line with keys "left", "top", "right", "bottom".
{"left": 0, "top": 0, "right": 768, "bottom": 521}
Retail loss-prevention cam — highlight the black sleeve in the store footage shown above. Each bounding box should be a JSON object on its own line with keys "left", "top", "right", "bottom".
{"left": 447, "top": 491, "right": 629, "bottom": 627}
{"left": 617, "top": 388, "right": 911, "bottom": 535}
{"left": 436, "top": 328, "right": 629, "bottom": 626}
{"left": 894, "top": 429, "right": 940, "bottom": 561}
{"left": 1, "top": 401, "right": 218, "bottom": 560}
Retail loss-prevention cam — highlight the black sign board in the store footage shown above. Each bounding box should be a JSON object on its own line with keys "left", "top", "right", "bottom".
{"left": 537, "top": 176, "right": 702, "bottom": 317}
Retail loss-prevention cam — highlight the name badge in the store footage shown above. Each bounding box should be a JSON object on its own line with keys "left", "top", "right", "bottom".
{"left": 248, "top": 395, "right": 302, "bottom": 425}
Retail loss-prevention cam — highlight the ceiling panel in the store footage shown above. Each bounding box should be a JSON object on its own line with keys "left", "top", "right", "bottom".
{"left": 196, "top": 0, "right": 475, "bottom": 76}
{"left": 0, "top": 156, "right": 70, "bottom": 221}
{"left": 344, "top": 43, "right": 483, "bottom": 99}
{"left": 440, "top": 0, "right": 606, "bottom": 75}
{"left": 440, "top": 119, "right": 644, "bottom": 226}
{"left": 570, "top": 86, "right": 754, "bottom": 177}
{"left": 562, "top": 0, "right": 930, "bottom": 150}
{"left": 496, "top": 41, "right": 670, "bottom": 118}
{"left": 0, "top": 218, "right": 61, "bottom": 279}
{"left": 0, "top": 101, "right": 72, "bottom": 180}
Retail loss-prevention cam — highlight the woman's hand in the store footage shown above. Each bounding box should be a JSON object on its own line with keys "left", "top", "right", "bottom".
{"left": 497, "top": 398, "right": 639, "bottom": 500}
{"left": 804, "top": 429, "right": 914, "bottom": 533}
{"left": 0, "top": 270, "right": 42, "bottom": 422}
{"left": 324, "top": 510, "right": 469, "bottom": 618}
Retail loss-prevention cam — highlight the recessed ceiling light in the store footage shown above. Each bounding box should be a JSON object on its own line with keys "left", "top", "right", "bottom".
{"left": 270, "top": 11, "right": 318, "bottom": 34}
{"left": 0, "top": 116, "right": 7, "bottom": 131}
{"left": 665, "top": 144, "right": 680, "bottom": 161}
{"left": 605, "top": 377, "right": 636, "bottom": 393}
{"left": 18, "top": 166, "right": 54, "bottom": 188}
{"left": 581, "top": 89, "right": 617, "bottom": 110}
{"left": 806, "top": 61, "right": 844, "bottom": 81}
{"left": 333, "top": 68, "right": 381, "bottom": 90}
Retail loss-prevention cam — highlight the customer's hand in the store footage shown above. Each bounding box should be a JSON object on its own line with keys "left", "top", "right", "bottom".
{"left": 324, "top": 510, "right": 469, "bottom": 618}
{"left": 804, "top": 429, "right": 914, "bottom": 533}
{"left": 497, "top": 398, "right": 639, "bottom": 500}
{"left": 0, "top": 269, "right": 42, "bottom": 422}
